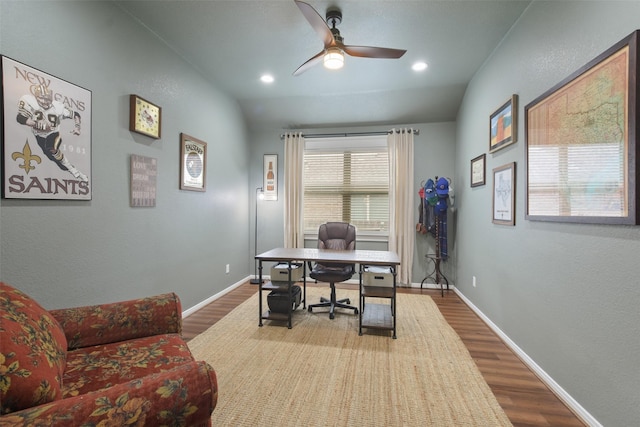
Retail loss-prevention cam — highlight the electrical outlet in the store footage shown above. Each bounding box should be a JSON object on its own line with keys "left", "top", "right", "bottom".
{"left": 472, "top": 276, "right": 476, "bottom": 287}
{"left": 225, "top": 264, "right": 230, "bottom": 274}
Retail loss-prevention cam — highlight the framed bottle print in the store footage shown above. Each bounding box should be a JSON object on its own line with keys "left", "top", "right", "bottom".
{"left": 263, "top": 154, "right": 277, "bottom": 201}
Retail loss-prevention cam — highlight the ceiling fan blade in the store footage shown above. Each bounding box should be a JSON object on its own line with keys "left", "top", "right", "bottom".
{"left": 343, "top": 45, "right": 407, "bottom": 59}
{"left": 294, "top": 0, "right": 334, "bottom": 47}
{"left": 293, "top": 50, "right": 325, "bottom": 76}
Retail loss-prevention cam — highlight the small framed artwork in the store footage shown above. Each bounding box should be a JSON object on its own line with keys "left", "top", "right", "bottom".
{"left": 130, "top": 155, "right": 157, "bottom": 207}
{"left": 490, "top": 94, "right": 518, "bottom": 153}
{"left": 129, "top": 94, "right": 161, "bottom": 139}
{"left": 263, "top": 154, "right": 277, "bottom": 201}
{"left": 2, "top": 56, "right": 92, "bottom": 200}
{"left": 470, "top": 153, "right": 486, "bottom": 187}
{"left": 492, "top": 162, "right": 516, "bottom": 226}
{"left": 179, "top": 133, "right": 206, "bottom": 192}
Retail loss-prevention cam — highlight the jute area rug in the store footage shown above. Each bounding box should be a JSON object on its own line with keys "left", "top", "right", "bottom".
{"left": 188, "top": 287, "right": 512, "bottom": 426}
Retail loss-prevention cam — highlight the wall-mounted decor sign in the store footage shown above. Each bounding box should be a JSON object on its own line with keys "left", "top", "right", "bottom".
{"left": 263, "top": 154, "right": 277, "bottom": 201}
{"left": 179, "top": 133, "right": 206, "bottom": 192}
{"left": 470, "top": 153, "right": 486, "bottom": 187}
{"left": 490, "top": 95, "right": 518, "bottom": 153}
{"left": 1, "top": 56, "right": 92, "bottom": 200}
{"left": 130, "top": 154, "right": 157, "bottom": 207}
{"left": 493, "top": 162, "right": 516, "bottom": 226}
{"left": 129, "top": 94, "right": 161, "bottom": 139}
{"left": 525, "top": 30, "right": 640, "bottom": 224}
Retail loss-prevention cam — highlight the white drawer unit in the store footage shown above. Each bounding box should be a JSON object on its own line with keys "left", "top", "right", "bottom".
{"left": 270, "top": 262, "right": 303, "bottom": 283}
{"left": 363, "top": 265, "right": 394, "bottom": 287}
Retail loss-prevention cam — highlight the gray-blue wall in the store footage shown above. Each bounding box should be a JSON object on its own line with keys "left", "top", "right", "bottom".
{"left": 456, "top": 2, "right": 640, "bottom": 425}
{"left": 0, "top": 1, "right": 251, "bottom": 311}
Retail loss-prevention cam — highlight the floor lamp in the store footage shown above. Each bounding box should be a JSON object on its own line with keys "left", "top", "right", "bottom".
{"left": 250, "top": 187, "right": 264, "bottom": 284}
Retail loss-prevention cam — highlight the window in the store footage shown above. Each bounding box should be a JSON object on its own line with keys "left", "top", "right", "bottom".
{"left": 303, "top": 136, "right": 389, "bottom": 234}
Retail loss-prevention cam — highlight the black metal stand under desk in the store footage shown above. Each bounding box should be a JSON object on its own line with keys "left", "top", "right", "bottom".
{"left": 359, "top": 264, "right": 397, "bottom": 339}
{"left": 258, "top": 260, "right": 306, "bottom": 329}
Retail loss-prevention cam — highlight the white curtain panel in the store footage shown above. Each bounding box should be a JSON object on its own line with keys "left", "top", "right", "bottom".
{"left": 283, "top": 132, "right": 305, "bottom": 248}
{"left": 387, "top": 129, "right": 415, "bottom": 285}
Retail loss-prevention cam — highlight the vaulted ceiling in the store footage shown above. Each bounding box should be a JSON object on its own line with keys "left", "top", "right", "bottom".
{"left": 116, "top": 0, "right": 530, "bottom": 131}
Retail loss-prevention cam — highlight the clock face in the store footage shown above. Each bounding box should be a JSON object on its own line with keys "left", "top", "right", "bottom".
{"left": 130, "top": 96, "right": 161, "bottom": 138}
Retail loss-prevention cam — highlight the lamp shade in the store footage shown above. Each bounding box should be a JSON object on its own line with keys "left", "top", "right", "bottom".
{"left": 324, "top": 47, "right": 344, "bottom": 70}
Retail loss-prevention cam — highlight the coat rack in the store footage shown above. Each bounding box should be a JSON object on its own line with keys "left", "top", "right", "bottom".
{"left": 418, "top": 176, "right": 451, "bottom": 296}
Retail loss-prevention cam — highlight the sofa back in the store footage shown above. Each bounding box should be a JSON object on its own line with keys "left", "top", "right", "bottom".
{"left": 0, "top": 282, "right": 68, "bottom": 414}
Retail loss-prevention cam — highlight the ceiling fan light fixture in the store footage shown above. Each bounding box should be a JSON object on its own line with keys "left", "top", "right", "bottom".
{"left": 323, "top": 47, "right": 344, "bottom": 70}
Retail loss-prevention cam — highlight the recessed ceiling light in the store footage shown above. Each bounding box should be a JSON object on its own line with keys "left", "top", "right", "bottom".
{"left": 412, "top": 62, "right": 428, "bottom": 72}
{"left": 260, "top": 74, "right": 274, "bottom": 83}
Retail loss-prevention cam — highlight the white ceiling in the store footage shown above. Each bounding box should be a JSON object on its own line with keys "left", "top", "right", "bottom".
{"left": 115, "top": 0, "right": 531, "bottom": 131}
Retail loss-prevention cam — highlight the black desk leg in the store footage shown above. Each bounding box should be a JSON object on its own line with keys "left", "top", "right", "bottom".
{"left": 258, "top": 261, "right": 263, "bottom": 327}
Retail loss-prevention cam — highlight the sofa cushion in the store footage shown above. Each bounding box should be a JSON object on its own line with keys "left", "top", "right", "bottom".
{"left": 62, "top": 333, "right": 195, "bottom": 397}
{"left": 0, "top": 282, "right": 68, "bottom": 414}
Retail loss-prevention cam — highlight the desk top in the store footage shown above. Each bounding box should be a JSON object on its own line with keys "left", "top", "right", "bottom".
{"left": 256, "top": 247, "right": 400, "bottom": 266}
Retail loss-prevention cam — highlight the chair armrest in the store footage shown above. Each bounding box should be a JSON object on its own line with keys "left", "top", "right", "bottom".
{"left": 49, "top": 292, "right": 182, "bottom": 349}
{"left": 0, "top": 361, "right": 217, "bottom": 427}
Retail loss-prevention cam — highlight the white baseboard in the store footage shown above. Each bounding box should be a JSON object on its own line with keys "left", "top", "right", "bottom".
{"left": 182, "top": 276, "right": 250, "bottom": 318}
{"left": 453, "top": 288, "right": 602, "bottom": 427}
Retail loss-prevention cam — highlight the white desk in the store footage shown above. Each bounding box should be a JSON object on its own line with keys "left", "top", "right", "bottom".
{"left": 255, "top": 248, "right": 401, "bottom": 337}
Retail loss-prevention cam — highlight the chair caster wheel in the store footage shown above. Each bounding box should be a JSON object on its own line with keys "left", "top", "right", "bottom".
{"left": 308, "top": 307, "right": 313, "bottom": 312}
{"left": 345, "top": 299, "right": 351, "bottom": 304}
{"left": 354, "top": 309, "right": 359, "bottom": 314}
{"left": 330, "top": 313, "right": 335, "bottom": 319}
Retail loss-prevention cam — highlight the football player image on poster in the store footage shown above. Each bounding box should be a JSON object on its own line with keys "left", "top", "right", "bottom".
{"left": 2, "top": 56, "right": 92, "bottom": 200}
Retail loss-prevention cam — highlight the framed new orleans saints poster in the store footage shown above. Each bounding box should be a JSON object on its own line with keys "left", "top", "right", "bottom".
{"left": 1, "top": 56, "right": 92, "bottom": 200}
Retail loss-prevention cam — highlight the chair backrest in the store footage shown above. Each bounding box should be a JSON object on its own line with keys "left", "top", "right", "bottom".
{"left": 316, "top": 222, "right": 356, "bottom": 269}
{"left": 317, "top": 222, "right": 356, "bottom": 251}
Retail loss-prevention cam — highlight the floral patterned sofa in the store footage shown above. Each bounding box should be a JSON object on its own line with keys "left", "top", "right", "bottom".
{"left": 0, "top": 282, "right": 217, "bottom": 426}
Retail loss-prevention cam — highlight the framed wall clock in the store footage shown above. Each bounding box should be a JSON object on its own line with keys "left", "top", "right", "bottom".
{"left": 129, "top": 94, "right": 161, "bottom": 139}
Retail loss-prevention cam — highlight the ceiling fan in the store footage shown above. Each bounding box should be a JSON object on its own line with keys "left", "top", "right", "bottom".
{"left": 293, "top": 0, "right": 407, "bottom": 76}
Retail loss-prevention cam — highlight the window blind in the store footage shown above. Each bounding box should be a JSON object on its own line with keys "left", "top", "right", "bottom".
{"left": 303, "top": 136, "right": 389, "bottom": 233}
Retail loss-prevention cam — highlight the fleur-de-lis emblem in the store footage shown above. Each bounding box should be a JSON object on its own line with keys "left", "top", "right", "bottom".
{"left": 11, "top": 140, "right": 42, "bottom": 174}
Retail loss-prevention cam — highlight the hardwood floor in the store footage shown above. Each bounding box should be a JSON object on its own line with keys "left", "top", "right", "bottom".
{"left": 182, "top": 282, "right": 585, "bottom": 427}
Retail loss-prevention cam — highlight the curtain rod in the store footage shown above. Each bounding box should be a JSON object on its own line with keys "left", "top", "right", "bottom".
{"left": 280, "top": 129, "right": 419, "bottom": 140}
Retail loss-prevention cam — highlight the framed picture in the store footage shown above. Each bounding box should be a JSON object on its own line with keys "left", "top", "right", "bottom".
{"left": 130, "top": 154, "right": 157, "bottom": 207}
{"left": 129, "top": 94, "right": 161, "bottom": 139}
{"left": 263, "top": 154, "right": 277, "bottom": 201}
{"left": 492, "top": 162, "right": 516, "bottom": 226}
{"left": 525, "top": 30, "right": 640, "bottom": 224}
{"left": 179, "top": 133, "right": 206, "bottom": 192}
{"left": 1, "top": 56, "right": 92, "bottom": 200}
{"left": 470, "top": 153, "right": 486, "bottom": 187}
{"left": 490, "top": 94, "right": 518, "bottom": 153}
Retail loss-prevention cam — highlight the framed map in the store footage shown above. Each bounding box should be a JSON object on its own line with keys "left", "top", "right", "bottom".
{"left": 525, "top": 30, "right": 640, "bottom": 224}
{"left": 493, "top": 162, "right": 515, "bottom": 226}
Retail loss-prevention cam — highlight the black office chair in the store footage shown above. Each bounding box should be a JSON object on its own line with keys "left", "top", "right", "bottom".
{"left": 308, "top": 222, "right": 359, "bottom": 319}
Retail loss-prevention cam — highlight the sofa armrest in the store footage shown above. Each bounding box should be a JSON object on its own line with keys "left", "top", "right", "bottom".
{"left": 0, "top": 361, "right": 217, "bottom": 427}
{"left": 49, "top": 292, "right": 182, "bottom": 349}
